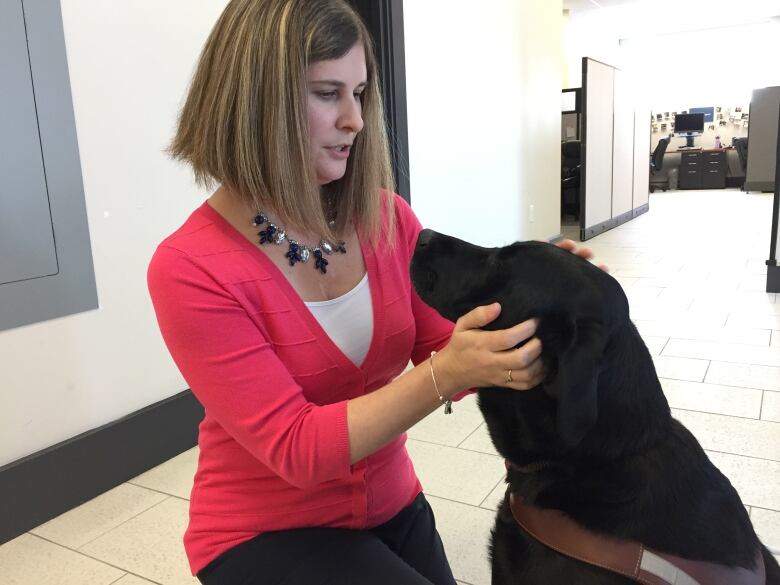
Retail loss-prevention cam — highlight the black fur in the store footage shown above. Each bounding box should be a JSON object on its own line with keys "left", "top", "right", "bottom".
{"left": 410, "top": 229, "right": 779, "bottom": 585}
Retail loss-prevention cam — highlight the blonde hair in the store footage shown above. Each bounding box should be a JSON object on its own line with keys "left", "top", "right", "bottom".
{"left": 169, "top": 0, "right": 396, "bottom": 243}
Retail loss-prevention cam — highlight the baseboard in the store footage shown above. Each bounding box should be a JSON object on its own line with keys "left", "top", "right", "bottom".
{"left": 0, "top": 389, "right": 203, "bottom": 545}
{"left": 744, "top": 180, "right": 775, "bottom": 192}
{"left": 580, "top": 204, "right": 647, "bottom": 241}
{"left": 632, "top": 203, "right": 649, "bottom": 218}
{"left": 768, "top": 264, "right": 780, "bottom": 293}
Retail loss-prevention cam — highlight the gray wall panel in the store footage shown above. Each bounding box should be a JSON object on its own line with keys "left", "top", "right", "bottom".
{"left": 0, "top": 0, "right": 98, "bottom": 331}
{"left": 0, "top": 0, "right": 58, "bottom": 284}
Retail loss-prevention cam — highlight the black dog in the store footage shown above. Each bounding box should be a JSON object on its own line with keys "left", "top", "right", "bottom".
{"left": 410, "top": 229, "right": 779, "bottom": 585}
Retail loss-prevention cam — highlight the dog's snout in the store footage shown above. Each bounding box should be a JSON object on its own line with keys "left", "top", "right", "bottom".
{"left": 416, "top": 229, "right": 435, "bottom": 251}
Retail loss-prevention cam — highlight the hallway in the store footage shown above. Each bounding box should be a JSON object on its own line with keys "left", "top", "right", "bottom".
{"left": 1, "top": 189, "right": 778, "bottom": 585}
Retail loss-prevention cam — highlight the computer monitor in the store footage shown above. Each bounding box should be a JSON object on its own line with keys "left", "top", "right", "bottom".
{"left": 674, "top": 113, "right": 705, "bottom": 146}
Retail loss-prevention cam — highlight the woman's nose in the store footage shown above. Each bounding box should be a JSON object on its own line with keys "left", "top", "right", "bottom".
{"left": 338, "top": 97, "right": 364, "bottom": 134}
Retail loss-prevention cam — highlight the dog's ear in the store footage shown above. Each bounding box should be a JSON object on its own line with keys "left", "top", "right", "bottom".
{"left": 545, "top": 318, "right": 606, "bottom": 447}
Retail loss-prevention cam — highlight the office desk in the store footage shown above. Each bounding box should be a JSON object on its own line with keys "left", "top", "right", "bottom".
{"left": 668, "top": 147, "right": 733, "bottom": 189}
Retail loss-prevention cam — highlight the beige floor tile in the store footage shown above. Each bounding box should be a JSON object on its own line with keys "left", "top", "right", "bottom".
{"left": 30, "top": 483, "right": 168, "bottom": 550}
{"left": 762, "top": 391, "right": 780, "bottom": 423}
{"left": 129, "top": 447, "right": 198, "bottom": 500}
{"left": 409, "top": 406, "right": 485, "bottom": 447}
{"left": 479, "top": 477, "right": 508, "bottom": 511}
{"left": 636, "top": 321, "right": 769, "bottom": 346}
{"left": 625, "top": 287, "right": 664, "bottom": 306}
{"left": 0, "top": 533, "right": 124, "bottom": 585}
{"left": 614, "top": 276, "right": 638, "bottom": 288}
{"left": 690, "top": 292, "right": 777, "bottom": 314}
{"left": 739, "top": 274, "right": 770, "bottom": 292}
{"left": 727, "top": 313, "right": 780, "bottom": 330}
{"left": 630, "top": 307, "right": 729, "bottom": 325}
{"left": 458, "top": 422, "right": 500, "bottom": 456}
{"left": 656, "top": 288, "right": 697, "bottom": 309}
{"left": 706, "top": 451, "right": 780, "bottom": 511}
{"left": 660, "top": 379, "right": 763, "bottom": 419}
{"left": 407, "top": 439, "right": 504, "bottom": 506}
{"left": 672, "top": 409, "right": 780, "bottom": 462}
{"left": 751, "top": 507, "right": 780, "bottom": 552}
{"left": 427, "top": 495, "right": 495, "bottom": 585}
{"left": 612, "top": 268, "right": 680, "bottom": 279}
{"left": 80, "top": 497, "right": 198, "bottom": 585}
{"left": 639, "top": 335, "right": 668, "bottom": 355}
{"left": 747, "top": 259, "right": 771, "bottom": 274}
{"left": 664, "top": 338, "right": 780, "bottom": 367}
{"left": 731, "top": 303, "right": 780, "bottom": 317}
{"left": 652, "top": 355, "right": 708, "bottom": 382}
{"left": 706, "top": 361, "right": 780, "bottom": 392}
{"left": 114, "top": 575, "right": 160, "bottom": 585}
{"left": 454, "top": 391, "right": 483, "bottom": 413}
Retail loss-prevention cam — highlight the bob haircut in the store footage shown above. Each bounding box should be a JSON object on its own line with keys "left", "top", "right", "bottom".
{"left": 169, "top": 0, "right": 396, "bottom": 244}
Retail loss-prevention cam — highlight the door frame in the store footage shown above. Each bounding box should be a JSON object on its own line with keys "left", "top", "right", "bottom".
{"left": 349, "top": 0, "right": 411, "bottom": 202}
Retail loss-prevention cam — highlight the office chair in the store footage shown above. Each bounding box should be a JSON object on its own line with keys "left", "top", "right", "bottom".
{"left": 734, "top": 137, "right": 748, "bottom": 172}
{"left": 649, "top": 137, "right": 670, "bottom": 193}
{"left": 730, "top": 137, "right": 748, "bottom": 190}
{"left": 561, "top": 140, "right": 581, "bottom": 219}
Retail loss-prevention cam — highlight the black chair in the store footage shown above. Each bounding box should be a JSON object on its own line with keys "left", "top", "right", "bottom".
{"left": 734, "top": 137, "right": 748, "bottom": 173}
{"left": 649, "top": 137, "right": 670, "bottom": 192}
{"left": 561, "top": 140, "right": 581, "bottom": 219}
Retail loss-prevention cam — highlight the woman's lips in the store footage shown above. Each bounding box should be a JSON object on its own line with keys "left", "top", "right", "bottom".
{"left": 326, "top": 145, "right": 351, "bottom": 159}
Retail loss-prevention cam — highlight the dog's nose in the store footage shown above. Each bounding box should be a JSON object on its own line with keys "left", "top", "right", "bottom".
{"left": 416, "top": 229, "right": 435, "bottom": 250}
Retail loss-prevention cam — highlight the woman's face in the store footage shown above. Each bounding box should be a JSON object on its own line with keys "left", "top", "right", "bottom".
{"left": 306, "top": 43, "right": 367, "bottom": 185}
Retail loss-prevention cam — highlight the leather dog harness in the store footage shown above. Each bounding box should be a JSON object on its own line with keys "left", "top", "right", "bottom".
{"left": 508, "top": 492, "right": 766, "bottom": 585}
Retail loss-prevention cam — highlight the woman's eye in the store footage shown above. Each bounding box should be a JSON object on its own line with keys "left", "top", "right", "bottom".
{"left": 354, "top": 92, "right": 364, "bottom": 101}
{"left": 317, "top": 91, "right": 337, "bottom": 100}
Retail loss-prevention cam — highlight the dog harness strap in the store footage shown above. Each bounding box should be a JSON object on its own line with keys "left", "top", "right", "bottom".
{"left": 508, "top": 493, "right": 766, "bottom": 585}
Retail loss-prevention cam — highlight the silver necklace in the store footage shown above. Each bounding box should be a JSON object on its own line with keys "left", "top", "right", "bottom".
{"left": 252, "top": 213, "right": 346, "bottom": 274}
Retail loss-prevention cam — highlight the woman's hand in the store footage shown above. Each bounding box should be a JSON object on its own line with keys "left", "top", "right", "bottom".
{"left": 434, "top": 303, "right": 544, "bottom": 396}
{"left": 556, "top": 239, "right": 609, "bottom": 272}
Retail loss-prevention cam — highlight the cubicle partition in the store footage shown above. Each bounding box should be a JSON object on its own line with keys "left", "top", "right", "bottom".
{"left": 746, "top": 86, "right": 780, "bottom": 193}
{"left": 580, "top": 58, "right": 649, "bottom": 241}
{"left": 767, "top": 100, "right": 780, "bottom": 293}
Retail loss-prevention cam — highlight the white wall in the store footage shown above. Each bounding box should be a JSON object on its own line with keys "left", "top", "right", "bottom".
{"left": 565, "top": 0, "right": 780, "bottom": 101}
{"left": 404, "top": 0, "right": 563, "bottom": 246}
{"left": 0, "top": 0, "right": 229, "bottom": 467}
{"left": 1, "top": 0, "right": 565, "bottom": 467}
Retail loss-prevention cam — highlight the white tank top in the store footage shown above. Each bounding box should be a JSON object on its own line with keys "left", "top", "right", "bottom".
{"left": 304, "top": 273, "right": 373, "bottom": 367}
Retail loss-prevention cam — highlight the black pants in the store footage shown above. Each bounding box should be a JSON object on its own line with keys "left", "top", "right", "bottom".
{"left": 197, "top": 493, "right": 457, "bottom": 585}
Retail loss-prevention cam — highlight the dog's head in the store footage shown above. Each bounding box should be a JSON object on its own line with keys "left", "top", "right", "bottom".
{"left": 411, "top": 229, "right": 637, "bottom": 457}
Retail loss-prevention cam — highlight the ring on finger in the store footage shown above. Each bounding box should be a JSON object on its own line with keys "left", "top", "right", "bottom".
{"left": 506, "top": 369, "right": 513, "bottom": 384}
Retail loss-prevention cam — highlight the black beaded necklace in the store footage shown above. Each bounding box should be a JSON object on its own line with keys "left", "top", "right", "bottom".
{"left": 252, "top": 212, "right": 346, "bottom": 274}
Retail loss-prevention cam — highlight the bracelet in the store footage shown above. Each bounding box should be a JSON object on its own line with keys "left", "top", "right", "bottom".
{"left": 429, "top": 351, "right": 453, "bottom": 414}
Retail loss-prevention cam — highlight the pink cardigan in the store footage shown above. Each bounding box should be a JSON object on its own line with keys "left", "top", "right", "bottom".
{"left": 147, "top": 195, "right": 458, "bottom": 575}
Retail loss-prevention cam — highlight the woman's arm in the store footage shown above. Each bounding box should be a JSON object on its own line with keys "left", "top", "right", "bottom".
{"left": 347, "top": 302, "right": 542, "bottom": 463}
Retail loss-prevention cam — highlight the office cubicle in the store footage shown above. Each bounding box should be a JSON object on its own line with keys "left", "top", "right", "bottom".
{"left": 746, "top": 86, "right": 780, "bottom": 193}
{"left": 579, "top": 58, "right": 650, "bottom": 241}
{"left": 562, "top": 88, "right": 580, "bottom": 141}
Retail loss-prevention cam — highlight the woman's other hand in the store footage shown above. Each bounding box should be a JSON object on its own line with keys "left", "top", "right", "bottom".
{"left": 556, "top": 239, "right": 609, "bottom": 272}
{"left": 434, "top": 303, "right": 543, "bottom": 396}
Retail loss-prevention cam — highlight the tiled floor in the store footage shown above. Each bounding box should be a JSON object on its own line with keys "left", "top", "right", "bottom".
{"left": 2, "top": 189, "right": 779, "bottom": 584}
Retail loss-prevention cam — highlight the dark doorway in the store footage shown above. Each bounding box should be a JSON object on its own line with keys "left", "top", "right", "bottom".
{"left": 347, "top": 0, "right": 411, "bottom": 202}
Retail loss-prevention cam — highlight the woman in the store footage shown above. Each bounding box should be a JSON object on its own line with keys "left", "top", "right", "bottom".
{"left": 148, "top": 1, "right": 593, "bottom": 583}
